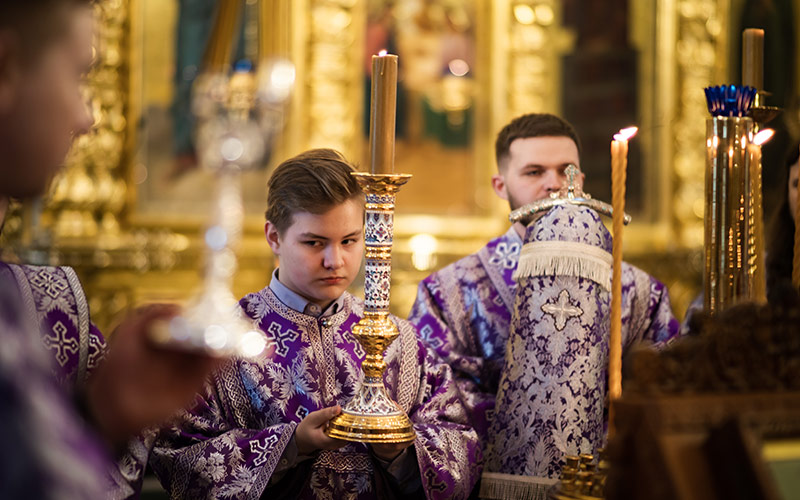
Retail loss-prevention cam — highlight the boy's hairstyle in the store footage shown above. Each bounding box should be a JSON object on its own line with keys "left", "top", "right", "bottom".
{"left": 266, "top": 149, "right": 363, "bottom": 234}
{"left": 0, "top": 0, "right": 92, "bottom": 62}
{"left": 495, "top": 113, "right": 581, "bottom": 170}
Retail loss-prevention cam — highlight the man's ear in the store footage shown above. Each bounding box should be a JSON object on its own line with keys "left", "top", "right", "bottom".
{"left": 0, "top": 31, "right": 19, "bottom": 113}
{"left": 265, "top": 221, "right": 281, "bottom": 254}
{"left": 491, "top": 173, "right": 509, "bottom": 201}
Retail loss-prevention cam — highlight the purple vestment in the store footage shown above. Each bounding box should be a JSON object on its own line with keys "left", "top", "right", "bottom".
{"left": 0, "top": 263, "right": 111, "bottom": 499}
{"left": 482, "top": 206, "right": 615, "bottom": 499}
{"left": 152, "top": 287, "right": 481, "bottom": 500}
{"left": 2, "top": 263, "right": 106, "bottom": 388}
{"left": 409, "top": 225, "right": 680, "bottom": 443}
{"left": 1, "top": 261, "right": 152, "bottom": 499}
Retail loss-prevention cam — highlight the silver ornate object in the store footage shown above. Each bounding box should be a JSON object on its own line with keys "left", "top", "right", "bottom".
{"left": 150, "top": 60, "right": 294, "bottom": 357}
{"left": 509, "top": 165, "right": 632, "bottom": 225}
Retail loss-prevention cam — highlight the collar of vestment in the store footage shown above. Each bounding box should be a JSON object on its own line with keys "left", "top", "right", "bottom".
{"left": 269, "top": 268, "right": 345, "bottom": 318}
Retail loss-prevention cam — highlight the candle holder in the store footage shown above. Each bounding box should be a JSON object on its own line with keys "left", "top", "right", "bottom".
{"left": 704, "top": 116, "right": 761, "bottom": 315}
{"left": 325, "top": 172, "right": 416, "bottom": 444}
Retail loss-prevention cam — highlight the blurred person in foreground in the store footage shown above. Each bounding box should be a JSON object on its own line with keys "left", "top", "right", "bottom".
{"left": 0, "top": 1, "right": 219, "bottom": 498}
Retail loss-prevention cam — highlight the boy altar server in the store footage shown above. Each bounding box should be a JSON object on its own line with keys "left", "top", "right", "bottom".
{"left": 152, "top": 149, "right": 481, "bottom": 499}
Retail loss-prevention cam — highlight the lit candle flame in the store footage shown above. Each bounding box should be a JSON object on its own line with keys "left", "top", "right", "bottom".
{"left": 613, "top": 126, "right": 638, "bottom": 142}
{"left": 378, "top": 49, "right": 388, "bottom": 57}
{"left": 753, "top": 128, "right": 775, "bottom": 146}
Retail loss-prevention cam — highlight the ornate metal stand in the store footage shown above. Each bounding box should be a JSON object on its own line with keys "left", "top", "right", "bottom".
{"left": 325, "top": 173, "right": 416, "bottom": 444}
{"left": 150, "top": 61, "right": 292, "bottom": 357}
{"left": 704, "top": 116, "right": 761, "bottom": 315}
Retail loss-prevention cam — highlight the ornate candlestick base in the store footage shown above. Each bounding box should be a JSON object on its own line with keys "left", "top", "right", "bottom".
{"left": 325, "top": 173, "right": 415, "bottom": 444}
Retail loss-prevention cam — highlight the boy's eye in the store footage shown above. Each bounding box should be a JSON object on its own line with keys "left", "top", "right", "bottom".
{"left": 524, "top": 169, "right": 542, "bottom": 176}
{"left": 303, "top": 240, "right": 322, "bottom": 247}
{"left": 342, "top": 238, "right": 359, "bottom": 245}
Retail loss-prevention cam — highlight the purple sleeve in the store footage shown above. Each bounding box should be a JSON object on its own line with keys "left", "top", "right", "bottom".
{"left": 621, "top": 265, "right": 682, "bottom": 352}
{"left": 151, "top": 366, "right": 296, "bottom": 500}
{"left": 639, "top": 276, "right": 682, "bottom": 345}
{"left": 407, "top": 337, "right": 483, "bottom": 500}
{"left": 409, "top": 277, "right": 496, "bottom": 440}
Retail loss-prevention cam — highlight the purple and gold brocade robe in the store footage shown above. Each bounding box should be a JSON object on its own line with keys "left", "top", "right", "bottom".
{"left": 0, "top": 263, "right": 111, "bottom": 499}
{"left": 152, "top": 288, "right": 481, "bottom": 500}
{"left": 408, "top": 227, "right": 681, "bottom": 441}
{"left": 1, "top": 261, "right": 153, "bottom": 499}
{"left": 1, "top": 262, "right": 106, "bottom": 389}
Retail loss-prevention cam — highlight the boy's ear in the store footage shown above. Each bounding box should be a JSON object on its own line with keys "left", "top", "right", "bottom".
{"left": 265, "top": 221, "right": 281, "bottom": 253}
{"left": 0, "top": 31, "right": 19, "bottom": 113}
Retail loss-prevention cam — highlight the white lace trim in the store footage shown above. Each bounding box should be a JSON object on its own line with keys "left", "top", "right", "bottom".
{"left": 513, "top": 240, "right": 612, "bottom": 291}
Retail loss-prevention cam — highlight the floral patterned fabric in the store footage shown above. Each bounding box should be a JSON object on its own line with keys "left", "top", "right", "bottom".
{"left": 409, "top": 223, "right": 680, "bottom": 444}
{"left": 486, "top": 206, "right": 612, "bottom": 477}
{"left": 152, "top": 287, "right": 481, "bottom": 500}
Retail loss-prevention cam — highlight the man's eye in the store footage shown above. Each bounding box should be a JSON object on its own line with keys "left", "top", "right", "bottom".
{"left": 303, "top": 241, "right": 321, "bottom": 247}
{"left": 525, "top": 170, "right": 541, "bottom": 176}
{"left": 343, "top": 238, "right": 359, "bottom": 245}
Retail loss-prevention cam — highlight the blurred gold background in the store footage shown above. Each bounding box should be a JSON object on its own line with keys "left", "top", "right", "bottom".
{"left": 4, "top": 0, "right": 800, "bottom": 332}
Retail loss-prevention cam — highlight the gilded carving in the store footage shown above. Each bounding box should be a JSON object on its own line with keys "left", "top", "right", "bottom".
{"left": 502, "top": 0, "right": 569, "bottom": 121}
{"left": 49, "top": 0, "right": 130, "bottom": 239}
{"left": 672, "top": 0, "right": 729, "bottom": 247}
{"left": 304, "top": 0, "right": 363, "bottom": 157}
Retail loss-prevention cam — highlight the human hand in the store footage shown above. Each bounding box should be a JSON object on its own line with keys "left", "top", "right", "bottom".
{"left": 295, "top": 405, "right": 347, "bottom": 456}
{"left": 86, "top": 304, "right": 222, "bottom": 446}
{"left": 370, "top": 441, "right": 413, "bottom": 462}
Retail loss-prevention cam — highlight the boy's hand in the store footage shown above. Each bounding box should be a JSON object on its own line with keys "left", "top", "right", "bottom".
{"left": 371, "top": 441, "right": 413, "bottom": 462}
{"left": 295, "top": 405, "right": 347, "bottom": 455}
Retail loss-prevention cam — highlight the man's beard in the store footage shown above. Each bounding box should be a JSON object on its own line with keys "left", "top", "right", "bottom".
{"left": 507, "top": 192, "right": 523, "bottom": 212}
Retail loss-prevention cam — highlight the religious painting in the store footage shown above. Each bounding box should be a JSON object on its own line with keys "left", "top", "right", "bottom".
{"left": 130, "top": 0, "right": 274, "bottom": 222}
{"left": 559, "top": 0, "right": 647, "bottom": 216}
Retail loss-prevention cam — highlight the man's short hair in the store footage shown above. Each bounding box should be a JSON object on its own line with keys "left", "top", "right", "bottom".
{"left": 0, "top": 0, "right": 92, "bottom": 62}
{"left": 265, "top": 149, "right": 363, "bottom": 235}
{"left": 495, "top": 113, "right": 581, "bottom": 169}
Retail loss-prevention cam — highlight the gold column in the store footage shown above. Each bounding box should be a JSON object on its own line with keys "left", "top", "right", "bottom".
{"left": 671, "top": 0, "right": 730, "bottom": 247}
{"left": 495, "top": 0, "right": 571, "bottom": 123}
{"left": 302, "top": 0, "right": 364, "bottom": 158}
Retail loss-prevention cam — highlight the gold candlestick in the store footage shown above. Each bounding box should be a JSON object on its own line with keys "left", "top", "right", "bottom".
{"left": 704, "top": 117, "right": 759, "bottom": 315}
{"left": 325, "top": 173, "right": 415, "bottom": 443}
{"left": 608, "top": 127, "right": 636, "bottom": 436}
{"left": 748, "top": 129, "right": 774, "bottom": 302}
{"left": 326, "top": 51, "right": 413, "bottom": 444}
